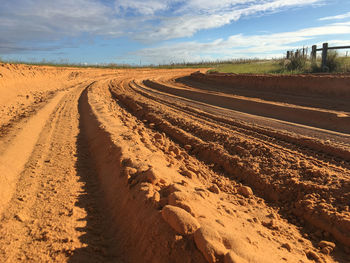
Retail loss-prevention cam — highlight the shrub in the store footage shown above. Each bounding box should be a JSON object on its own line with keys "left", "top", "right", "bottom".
{"left": 286, "top": 56, "right": 307, "bottom": 72}
{"left": 311, "top": 61, "right": 321, "bottom": 73}
{"left": 325, "top": 51, "right": 341, "bottom": 72}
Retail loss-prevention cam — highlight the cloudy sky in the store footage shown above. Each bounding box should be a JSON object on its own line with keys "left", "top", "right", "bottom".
{"left": 1, "top": 0, "right": 350, "bottom": 65}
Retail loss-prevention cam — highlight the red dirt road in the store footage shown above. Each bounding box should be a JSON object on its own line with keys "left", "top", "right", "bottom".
{"left": 0, "top": 64, "right": 349, "bottom": 262}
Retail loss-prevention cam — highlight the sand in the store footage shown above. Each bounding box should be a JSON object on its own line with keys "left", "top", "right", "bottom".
{"left": 0, "top": 63, "right": 349, "bottom": 262}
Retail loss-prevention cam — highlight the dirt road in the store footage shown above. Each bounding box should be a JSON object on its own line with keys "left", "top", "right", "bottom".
{"left": 0, "top": 64, "right": 349, "bottom": 262}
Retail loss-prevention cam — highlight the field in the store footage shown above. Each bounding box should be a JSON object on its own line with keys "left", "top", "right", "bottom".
{"left": 0, "top": 63, "right": 349, "bottom": 262}
{"left": 209, "top": 60, "right": 283, "bottom": 74}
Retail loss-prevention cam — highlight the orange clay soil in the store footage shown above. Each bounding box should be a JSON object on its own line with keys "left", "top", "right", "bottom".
{"left": 0, "top": 63, "right": 349, "bottom": 263}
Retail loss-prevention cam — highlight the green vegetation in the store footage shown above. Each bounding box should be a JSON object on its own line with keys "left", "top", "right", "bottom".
{"left": 207, "top": 60, "right": 282, "bottom": 74}
{"left": 2, "top": 52, "right": 350, "bottom": 74}
{"left": 209, "top": 53, "right": 350, "bottom": 74}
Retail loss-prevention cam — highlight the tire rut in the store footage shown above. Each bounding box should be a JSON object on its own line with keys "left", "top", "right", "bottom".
{"left": 0, "top": 83, "right": 119, "bottom": 262}
{"left": 109, "top": 78, "right": 350, "bottom": 253}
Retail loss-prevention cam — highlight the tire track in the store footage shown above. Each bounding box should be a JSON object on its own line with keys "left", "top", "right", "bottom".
{"left": 0, "top": 82, "right": 119, "bottom": 262}
{"left": 130, "top": 80, "right": 350, "bottom": 168}
{"left": 109, "top": 77, "right": 350, "bottom": 252}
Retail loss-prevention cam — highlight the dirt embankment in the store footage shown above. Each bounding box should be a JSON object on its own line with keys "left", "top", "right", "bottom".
{"left": 0, "top": 63, "right": 86, "bottom": 137}
{"left": 178, "top": 72, "right": 350, "bottom": 112}
{"left": 143, "top": 79, "right": 350, "bottom": 134}
{"left": 0, "top": 64, "right": 349, "bottom": 262}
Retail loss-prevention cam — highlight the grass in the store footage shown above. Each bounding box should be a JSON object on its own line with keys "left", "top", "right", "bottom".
{"left": 2, "top": 55, "right": 350, "bottom": 74}
{"left": 208, "top": 60, "right": 282, "bottom": 74}
{"left": 208, "top": 55, "right": 350, "bottom": 74}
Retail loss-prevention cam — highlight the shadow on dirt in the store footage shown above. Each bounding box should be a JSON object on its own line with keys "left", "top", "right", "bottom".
{"left": 67, "top": 90, "right": 122, "bottom": 263}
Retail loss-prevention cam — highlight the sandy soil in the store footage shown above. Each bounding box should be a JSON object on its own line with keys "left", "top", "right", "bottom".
{"left": 0, "top": 64, "right": 349, "bottom": 262}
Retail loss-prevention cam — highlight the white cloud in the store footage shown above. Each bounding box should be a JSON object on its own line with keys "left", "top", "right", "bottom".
{"left": 0, "top": 0, "right": 132, "bottom": 53}
{"left": 0, "top": 0, "right": 323, "bottom": 55}
{"left": 319, "top": 12, "right": 350, "bottom": 21}
{"left": 114, "top": 0, "right": 170, "bottom": 15}
{"left": 135, "top": 0, "right": 322, "bottom": 41}
{"left": 133, "top": 21, "right": 350, "bottom": 64}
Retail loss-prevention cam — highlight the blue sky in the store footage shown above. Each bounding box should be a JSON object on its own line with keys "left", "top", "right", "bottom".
{"left": 1, "top": 0, "right": 350, "bottom": 65}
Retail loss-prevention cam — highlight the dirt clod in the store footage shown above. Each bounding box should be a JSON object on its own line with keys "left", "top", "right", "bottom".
{"left": 237, "top": 186, "right": 253, "bottom": 197}
{"left": 161, "top": 205, "right": 200, "bottom": 235}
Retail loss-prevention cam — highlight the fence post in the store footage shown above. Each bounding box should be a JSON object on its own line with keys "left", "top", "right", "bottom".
{"left": 321, "top": 42, "right": 328, "bottom": 71}
{"left": 311, "top": 45, "right": 317, "bottom": 61}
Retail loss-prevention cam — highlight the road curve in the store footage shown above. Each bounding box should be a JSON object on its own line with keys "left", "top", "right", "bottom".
{"left": 0, "top": 64, "right": 349, "bottom": 262}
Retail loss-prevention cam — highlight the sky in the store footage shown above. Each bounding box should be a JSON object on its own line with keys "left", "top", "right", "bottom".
{"left": 1, "top": 0, "right": 350, "bottom": 65}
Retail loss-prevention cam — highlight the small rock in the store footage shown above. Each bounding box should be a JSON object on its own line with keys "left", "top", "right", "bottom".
{"left": 161, "top": 205, "right": 200, "bottom": 235}
{"left": 318, "top": 240, "right": 335, "bottom": 249}
{"left": 318, "top": 240, "right": 335, "bottom": 254}
{"left": 208, "top": 184, "right": 220, "bottom": 194}
{"left": 306, "top": 250, "right": 321, "bottom": 261}
{"left": 238, "top": 199, "right": 246, "bottom": 206}
{"left": 281, "top": 243, "right": 292, "bottom": 252}
{"left": 237, "top": 186, "right": 253, "bottom": 197}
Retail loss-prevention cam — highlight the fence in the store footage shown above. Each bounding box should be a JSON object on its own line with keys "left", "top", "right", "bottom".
{"left": 286, "top": 48, "right": 308, "bottom": 60}
{"left": 287, "top": 43, "right": 350, "bottom": 71}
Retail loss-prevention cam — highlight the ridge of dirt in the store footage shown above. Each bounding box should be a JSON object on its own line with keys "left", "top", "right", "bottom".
{"left": 109, "top": 78, "right": 350, "bottom": 259}
{"left": 142, "top": 79, "right": 350, "bottom": 134}
{"left": 130, "top": 80, "right": 350, "bottom": 163}
{"left": 178, "top": 72, "right": 350, "bottom": 112}
{"left": 87, "top": 79, "right": 337, "bottom": 262}
{"left": 79, "top": 80, "right": 206, "bottom": 262}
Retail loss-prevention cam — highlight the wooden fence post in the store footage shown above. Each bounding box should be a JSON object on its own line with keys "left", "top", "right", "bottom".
{"left": 311, "top": 45, "right": 317, "bottom": 61}
{"left": 321, "top": 42, "right": 328, "bottom": 71}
